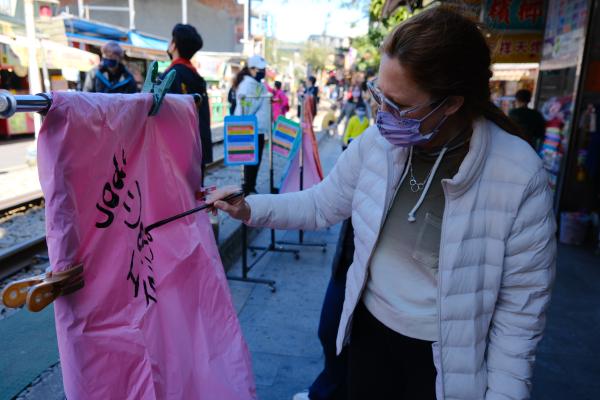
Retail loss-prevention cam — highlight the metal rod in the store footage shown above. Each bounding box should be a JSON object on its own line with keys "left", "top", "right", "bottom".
{"left": 85, "top": 5, "right": 130, "bottom": 12}
{"left": 0, "top": 93, "right": 52, "bottom": 118}
{"left": 0, "top": 92, "right": 202, "bottom": 120}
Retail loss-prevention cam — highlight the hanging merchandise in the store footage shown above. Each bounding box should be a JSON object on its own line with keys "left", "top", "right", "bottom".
{"left": 223, "top": 115, "right": 259, "bottom": 166}
{"left": 584, "top": 104, "right": 600, "bottom": 181}
{"left": 540, "top": 95, "right": 573, "bottom": 191}
{"left": 36, "top": 92, "right": 256, "bottom": 400}
{"left": 280, "top": 95, "right": 324, "bottom": 193}
{"left": 575, "top": 104, "right": 598, "bottom": 182}
{"left": 272, "top": 116, "right": 301, "bottom": 159}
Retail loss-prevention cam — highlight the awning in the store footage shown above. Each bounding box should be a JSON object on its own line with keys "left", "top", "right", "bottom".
{"left": 128, "top": 31, "right": 168, "bottom": 52}
{"left": 66, "top": 32, "right": 168, "bottom": 61}
{"left": 0, "top": 34, "right": 100, "bottom": 72}
{"left": 64, "top": 17, "right": 128, "bottom": 41}
{"left": 62, "top": 16, "right": 170, "bottom": 61}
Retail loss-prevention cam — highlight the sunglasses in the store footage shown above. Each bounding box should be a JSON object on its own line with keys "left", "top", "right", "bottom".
{"left": 367, "top": 78, "right": 443, "bottom": 119}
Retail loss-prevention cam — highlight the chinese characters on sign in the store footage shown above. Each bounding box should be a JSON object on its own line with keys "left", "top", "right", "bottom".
{"left": 491, "top": 33, "right": 543, "bottom": 63}
{"left": 95, "top": 149, "right": 157, "bottom": 305}
{"left": 485, "top": 0, "right": 545, "bottom": 30}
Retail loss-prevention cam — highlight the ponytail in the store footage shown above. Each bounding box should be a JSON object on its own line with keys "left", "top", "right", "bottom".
{"left": 480, "top": 101, "right": 525, "bottom": 139}
{"left": 233, "top": 66, "right": 250, "bottom": 90}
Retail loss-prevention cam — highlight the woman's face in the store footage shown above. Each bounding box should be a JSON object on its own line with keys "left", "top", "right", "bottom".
{"left": 377, "top": 54, "right": 464, "bottom": 145}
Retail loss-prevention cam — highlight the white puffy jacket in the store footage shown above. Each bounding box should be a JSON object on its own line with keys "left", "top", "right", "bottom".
{"left": 234, "top": 75, "right": 271, "bottom": 134}
{"left": 246, "top": 118, "right": 556, "bottom": 399}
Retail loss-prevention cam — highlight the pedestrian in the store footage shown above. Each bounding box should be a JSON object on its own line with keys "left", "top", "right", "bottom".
{"left": 336, "top": 81, "right": 362, "bottom": 135}
{"left": 227, "top": 79, "right": 237, "bottom": 116}
{"left": 208, "top": 6, "right": 556, "bottom": 400}
{"left": 270, "top": 80, "right": 290, "bottom": 122}
{"left": 163, "top": 23, "right": 213, "bottom": 173}
{"left": 306, "top": 76, "right": 320, "bottom": 116}
{"left": 321, "top": 104, "right": 338, "bottom": 137}
{"left": 83, "top": 41, "right": 137, "bottom": 93}
{"left": 342, "top": 103, "right": 369, "bottom": 149}
{"left": 234, "top": 55, "right": 270, "bottom": 195}
{"left": 297, "top": 80, "right": 306, "bottom": 118}
{"left": 509, "top": 89, "right": 546, "bottom": 151}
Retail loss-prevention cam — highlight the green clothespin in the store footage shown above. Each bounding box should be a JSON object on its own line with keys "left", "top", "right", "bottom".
{"left": 142, "top": 61, "right": 176, "bottom": 116}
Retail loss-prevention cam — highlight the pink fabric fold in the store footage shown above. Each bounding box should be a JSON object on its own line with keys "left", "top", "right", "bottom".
{"left": 280, "top": 95, "right": 324, "bottom": 193}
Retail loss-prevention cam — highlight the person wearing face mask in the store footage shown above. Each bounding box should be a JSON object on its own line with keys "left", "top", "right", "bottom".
{"left": 342, "top": 102, "right": 370, "bottom": 150}
{"left": 208, "top": 7, "right": 556, "bottom": 400}
{"left": 163, "top": 23, "right": 213, "bottom": 174}
{"left": 234, "top": 55, "right": 270, "bottom": 195}
{"left": 83, "top": 41, "right": 137, "bottom": 93}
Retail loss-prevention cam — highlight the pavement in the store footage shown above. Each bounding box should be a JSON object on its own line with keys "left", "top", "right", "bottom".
{"left": 531, "top": 245, "right": 600, "bottom": 400}
{"left": 0, "top": 136, "right": 35, "bottom": 171}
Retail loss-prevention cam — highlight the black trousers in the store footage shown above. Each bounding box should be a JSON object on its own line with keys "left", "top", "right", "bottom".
{"left": 348, "top": 302, "right": 437, "bottom": 400}
{"left": 242, "top": 134, "right": 265, "bottom": 194}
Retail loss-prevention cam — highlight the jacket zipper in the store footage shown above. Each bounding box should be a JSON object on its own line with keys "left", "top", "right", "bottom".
{"left": 345, "top": 149, "right": 407, "bottom": 343}
{"left": 437, "top": 180, "right": 450, "bottom": 399}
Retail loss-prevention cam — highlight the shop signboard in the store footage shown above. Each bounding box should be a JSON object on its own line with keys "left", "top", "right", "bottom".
{"left": 485, "top": 0, "right": 545, "bottom": 31}
{"left": 541, "top": 0, "right": 589, "bottom": 69}
{"left": 491, "top": 32, "right": 543, "bottom": 63}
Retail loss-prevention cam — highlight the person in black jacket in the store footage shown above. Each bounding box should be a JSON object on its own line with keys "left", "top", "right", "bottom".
{"left": 509, "top": 89, "right": 546, "bottom": 151}
{"left": 83, "top": 41, "right": 137, "bottom": 93}
{"left": 306, "top": 75, "right": 320, "bottom": 116}
{"left": 163, "top": 24, "right": 213, "bottom": 174}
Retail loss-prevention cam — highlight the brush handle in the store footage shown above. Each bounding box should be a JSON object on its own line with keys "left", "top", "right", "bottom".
{"left": 145, "top": 191, "right": 244, "bottom": 233}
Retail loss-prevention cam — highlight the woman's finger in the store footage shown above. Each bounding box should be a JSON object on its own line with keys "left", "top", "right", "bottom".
{"left": 214, "top": 200, "right": 236, "bottom": 214}
{"left": 206, "top": 185, "right": 242, "bottom": 204}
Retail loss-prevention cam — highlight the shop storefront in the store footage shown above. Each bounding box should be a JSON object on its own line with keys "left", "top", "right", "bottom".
{"left": 535, "top": 0, "right": 599, "bottom": 248}
{"left": 483, "top": 0, "right": 545, "bottom": 112}
{"left": 0, "top": 34, "right": 99, "bottom": 136}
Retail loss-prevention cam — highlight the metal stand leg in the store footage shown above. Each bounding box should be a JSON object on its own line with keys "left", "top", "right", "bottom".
{"left": 227, "top": 224, "right": 277, "bottom": 292}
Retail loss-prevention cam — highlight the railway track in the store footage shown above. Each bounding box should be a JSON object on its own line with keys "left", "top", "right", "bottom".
{"left": 0, "top": 195, "right": 48, "bottom": 281}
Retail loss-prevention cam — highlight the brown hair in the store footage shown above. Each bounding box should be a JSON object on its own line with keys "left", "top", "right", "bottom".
{"left": 233, "top": 66, "right": 251, "bottom": 90}
{"left": 382, "top": 6, "right": 522, "bottom": 136}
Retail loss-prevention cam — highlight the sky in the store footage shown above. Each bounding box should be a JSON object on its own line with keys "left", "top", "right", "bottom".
{"left": 255, "top": 0, "right": 369, "bottom": 43}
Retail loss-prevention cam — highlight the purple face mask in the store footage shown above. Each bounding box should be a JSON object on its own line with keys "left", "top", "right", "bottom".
{"left": 376, "top": 99, "right": 448, "bottom": 147}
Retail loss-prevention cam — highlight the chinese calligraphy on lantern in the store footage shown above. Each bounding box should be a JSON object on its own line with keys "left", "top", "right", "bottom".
{"left": 95, "top": 149, "right": 157, "bottom": 305}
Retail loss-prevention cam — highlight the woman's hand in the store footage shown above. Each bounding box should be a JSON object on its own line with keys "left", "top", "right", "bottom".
{"left": 206, "top": 185, "right": 251, "bottom": 222}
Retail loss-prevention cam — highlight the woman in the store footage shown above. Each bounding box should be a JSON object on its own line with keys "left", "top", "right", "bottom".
{"left": 269, "top": 80, "right": 290, "bottom": 121}
{"left": 233, "top": 55, "right": 270, "bottom": 194}
{"left": 210, "top": 7, "right": 556, "bottom": 399}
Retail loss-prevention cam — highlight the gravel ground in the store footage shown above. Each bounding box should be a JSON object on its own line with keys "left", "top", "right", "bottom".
{"left": 0, "top": 205, "right": 46, "bottom": 250}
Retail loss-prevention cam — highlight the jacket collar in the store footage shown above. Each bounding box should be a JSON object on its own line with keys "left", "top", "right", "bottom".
{"left": 377, "top": 117, "right": 491, "bottom": 199}
{"left": 442, "top": 117, "right": 491, "bottom": 198}
{"left": 167, "top": 57, "right": 196, "bottom": 73}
